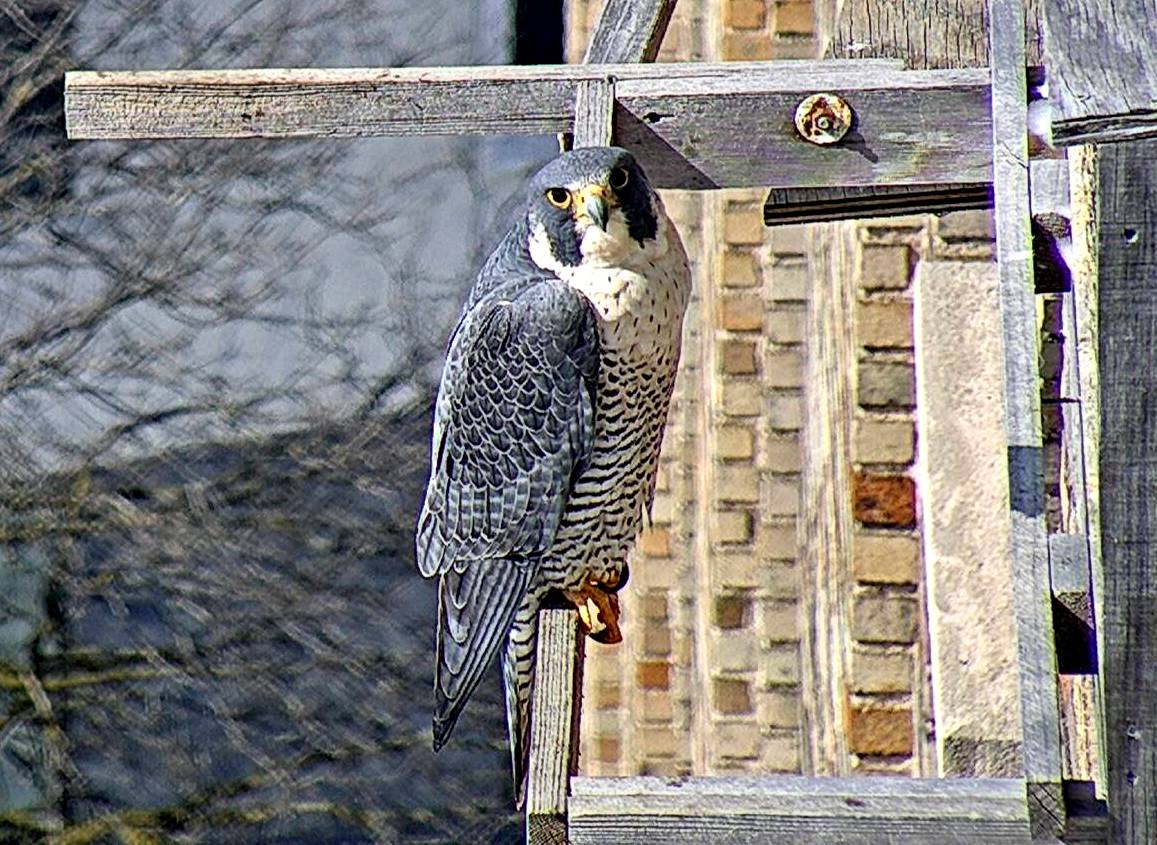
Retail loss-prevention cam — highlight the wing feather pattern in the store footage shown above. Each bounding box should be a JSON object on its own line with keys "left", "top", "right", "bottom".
{"left": 417, "top": 276, "right": 599, "bottom": 747}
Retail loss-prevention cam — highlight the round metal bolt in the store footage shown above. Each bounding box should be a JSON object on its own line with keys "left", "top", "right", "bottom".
{"left": 794, "top": 93, "right": 852, "bottom": 145}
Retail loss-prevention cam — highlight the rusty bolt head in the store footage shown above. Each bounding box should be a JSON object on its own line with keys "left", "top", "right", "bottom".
{"left": 794, "top": 93, "right": 852, "bottom": 145}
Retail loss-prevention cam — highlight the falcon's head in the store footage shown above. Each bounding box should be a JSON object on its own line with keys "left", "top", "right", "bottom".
{"left": 525, "top": 146, "right": 661, "bottom": 273}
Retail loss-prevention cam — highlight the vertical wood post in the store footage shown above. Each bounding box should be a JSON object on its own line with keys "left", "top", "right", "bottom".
{"left": 988, "top": 0, "right": 1064, "bottom": 836}
{"left": 526, "top": 609, "right": 587, "bottom": 844}
{"left": 1096, "top": 138, "right": 1157, "bottom": 845}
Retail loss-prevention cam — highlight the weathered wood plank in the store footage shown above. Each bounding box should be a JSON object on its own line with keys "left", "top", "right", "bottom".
{"left": 568, "top": 776, "right": 1032, "bottom": 844}
{"left": 797, "top": 223, "right": 856, "bottom": 776}
{"left": 583, "top": 0, "right": 677, "bottom": 64}
{"left": 573, "top": 78, "right": 615, "bottom": 148}
{"left": 1041, "top": 0, "right": 1157, "bottom": 145}
{"left": 988, "top": 0, "right": 1063, "bottom": 837}
{"left": 764, "top": 183, "right": 991, "bottom": 225}
{"left": 1097, "top": 137, "right": 1157, "bottom": 845}
{"left": 525, "top": 609, "right": 585, "bottom": 844}
{"left": 63, "top": 60, "right": 898, "bottom": 140}
{"left": 1058, "top": 675, "right": 1100, "bottom": 786}
{"left": 829, "top": 0, "right": 1045, "bottom": 67}
{"left": 64, "top": 62, "right": 992, "bottom": 190}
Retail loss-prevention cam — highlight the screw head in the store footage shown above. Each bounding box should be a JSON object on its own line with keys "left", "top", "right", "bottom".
{"left": 794, "top": 93, "right": 852, "bottom": 145}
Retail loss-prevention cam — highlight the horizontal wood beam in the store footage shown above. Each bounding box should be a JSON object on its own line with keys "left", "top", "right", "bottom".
{"left": 63, "top": 62, "right": 991, "bottom": 191}
{"left": 764, "top": 183, "right": 992, "bottom": 225}
{"left": 567, "top": 776, "right": 1033, "bottom": 844}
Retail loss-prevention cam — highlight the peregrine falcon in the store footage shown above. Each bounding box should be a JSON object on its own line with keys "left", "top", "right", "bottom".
{"left": 416, "top": 146, "right": 691, "bottom": 805}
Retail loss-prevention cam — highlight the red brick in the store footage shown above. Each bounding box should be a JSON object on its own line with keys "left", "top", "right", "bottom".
{"left": 638, "top": 661, "right": 671, "bottom": 690}
{"left": 848, "top": 705, "right": 913, "bottom": 756}
{"left": 852, "top": 473, "right": 916, "bottom": 528}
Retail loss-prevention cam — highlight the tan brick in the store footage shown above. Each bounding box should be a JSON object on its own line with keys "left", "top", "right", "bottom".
{"left": 722, "top": 380, "right": 763, "bottom": 416}
{"left": 760, "top": 523, "right": 797, "bottom": 561}
{"left": 766, "top": 479, "right": 799, "bottom": 517}
{"left": 718, "top": 464, "right": 761, "bottom": 504}
{"left": 857, "top": 299, "right": 914, "bottom": 348}
{"left": 762, "top": 732, "right": 802, "bottom": 771}
{"left": 848, "top": 706, "right": 914, "bottom": 756}
{"left": 638, "top": 661, "right": 671, "bottom": 690}
{"left": 938, "top": 209, "right": 995, "bottom": 241}
{"left": 770, "top": 263, "right": 808, "bottom": 301}
{"left": 716, "top": 554, "right": 761, "bottom": 589}
{"left": 641, "top": 689, "right": 674, "bottom": 723}
{"left": 765, "top": 435, "right": 801, "bottom": 473}
{"left": 860, "top": 244, "right": 912, "bottom": 290}
{"left": 766, "top": 305, "right": 804, "bottom": 344}
{"left": 639, "top": 526, "right": 673, "bottom": 557}
{"left": 714, "top": 593, "right": 750, "bottom": 629}
{"left": 720, "top": 294, "right": 765, "bottom": 332}
{"left": 853, "top": 532, "right": 920, "bottom": 584}
{"left": 858, "top": 360, "right": 916, "bottom": 409}
{"left": 713, "top": 677, "right": 754, "bottom": 714}
{"left": 851, "top": 649, "right": 913, "bottom": 694}
{"left": 724, "top": 203, "right": 765, "bottom": 244}
{"left": 720, "top": 339, "right": 759, "bottom": 374}
{"left": 722, "top": 29, "right": 774, "bottom": 60}
{"left": 851, "top": 594, "right": 919, "bottom": 644}
{"left": 765, "top": 644, "right": 800, "bottom": 685}
{"left": 643, "top": 623, "right": 672, "bottom": 657}
{"left": 714, "top": 509, "right": 754, "bottom": 544}
{"left": 722, "top": 249, "right": 759, "bottom": 288}
{"left": 769, "top": 38, "right": 822, "bottom": 59}
{"left": 653, "top": 464, "right": 671, "bottom": 493}
{"left": 716, "top": 722, "right": 763, "bottom": 759}
{"left": 641, "top": 592, "right": 669, "bottom": 622}
{"left": 768, "top": 391, "right": 803, "bottom": 430}
{"left": 765, "top": 348, "right": 804, "bottom": 387}
{"left": 760, "top": 689, "right": 801, "bottom": 728}
{"left": 717, "top": 632, "right": 760, "bottom": 672}
{"left": 852, "top": 472, "right": 916, "bottom": 528}
{"left": 763, "top": 599, "right": 799, "bottom": 642}
{"left": 854, "top": 418, "right": 915, "bottom": 464}
{"left": 765, "top": 561, "right": 801, "bottom": 598}
{"left": 650, "top": 492, "right": 675, "bottom": 524}
{"left": 725, "top": 0, "right": 766, "bottom": 29}
{"left": 593, "top": 680, "right": 621, "bottom": 709}
{"left": 717, "top": 426, "right": 756, "bottom": 460}
{"left": 638, "top": 727, "right": 677, "bottom": 758}
{"left": 593, "top": 735, "right": 621, "bottom": 763}
{"left": 770, "top": 224, "right": 807, "bottom": 255}
{"left": 774, "top": 0, "right": 813, "bottom": 34}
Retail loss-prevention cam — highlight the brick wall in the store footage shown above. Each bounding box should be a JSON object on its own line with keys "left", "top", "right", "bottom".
{"left": 564, "top": 0, "right": 1001, "bottom": 781}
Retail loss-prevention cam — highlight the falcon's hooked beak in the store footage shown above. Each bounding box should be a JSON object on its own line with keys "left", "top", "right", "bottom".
{"left": 575, "top": 184, "right": 614, "bottom": 232}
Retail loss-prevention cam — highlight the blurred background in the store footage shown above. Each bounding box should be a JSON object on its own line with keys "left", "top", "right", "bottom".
{"left": 1, "top": 0, "right": 562, "bottom": 841}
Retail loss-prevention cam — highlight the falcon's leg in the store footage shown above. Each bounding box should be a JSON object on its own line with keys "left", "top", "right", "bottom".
{"left": 564, "top": 579, "right": 622, "bottom": 645}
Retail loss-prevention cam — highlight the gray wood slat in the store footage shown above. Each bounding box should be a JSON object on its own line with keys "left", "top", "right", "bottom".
{"left": 989, "top": 0, "right": 1064, "bottom": 837}
{"left": 1041, "top": 0, "right": 1157, "bottom": 145}
{"left": 583, "top": 0, "right": 678, "bottom": 64}
{"left": 568, "top": 776, "right": 1032, "bottom": 844}
{"left": 1096, "top": 137, "right": 1157, "bottom": 845}
{"left": 764, "top": 183, "right": 991, "bottom": 225}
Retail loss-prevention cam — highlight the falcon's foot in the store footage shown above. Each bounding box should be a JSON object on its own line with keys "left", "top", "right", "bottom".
{"left": 565, "top": 579, "right": 622, "bottom": 645}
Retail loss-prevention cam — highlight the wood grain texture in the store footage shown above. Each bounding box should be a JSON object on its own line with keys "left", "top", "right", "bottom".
{"left": 583, "top": 0, "right": 677, "bottom": 64}
{"left": 568, "top": 776, "right": 1033, "bottom": 843}
{"left": 64, "top": 60, "right": 895, "bottom": 140}
{"left": 829, "top": 0, "right": 1044, "bottom": 68}
{"left": 1058, "top": 674, "right": 1101, "bottom": 787}
{"left": 64, "top": 62, "right": 992, "bottom": 190}
{"left": 525, "top": 609, "right": 585, "bottom": 845}
{"left": 764, "top": 183, "right": 991, "bottom": 224}
{"left": 989, "top": 0, "right": 1063, "bottom": 837}
{"left": 1096, "top": 138, "right": 1157, "bottom": 845}
{"left": 1041, "top": 0, "right": 1157, "bottom": 145}
{"left": 573, "top": 78, "right": 615, "bottom": 148}
{"left": 798, "top": 223, "right": 856, "bottom": 776}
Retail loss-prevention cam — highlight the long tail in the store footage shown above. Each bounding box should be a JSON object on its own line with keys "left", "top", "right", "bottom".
{"left": 503, "top": 602, "right": 540, "bottom": 809}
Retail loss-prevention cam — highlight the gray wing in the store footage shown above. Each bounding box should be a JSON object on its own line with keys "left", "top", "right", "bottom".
{"left": 417, "top": 277, "right": 599, "bottom": 747}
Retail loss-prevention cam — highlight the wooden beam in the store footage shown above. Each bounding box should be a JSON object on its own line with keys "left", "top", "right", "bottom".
{"left": 572, "top": 78, "right": 615, "bottom": 148}
{"left": 1041, "top": 0, "right": 1157, "bottom": 146}
{"left": 764, "top": 183, "right": 992, "bottom": 225}
{"left": 567, "top": 776, "right": 1033, "bottom": 844}
{"left": 1096, "top": 137, "right": 1157, "bottom": 845}
{"left": 988, "top": 0, "right": 1064, "bottom": 837}
{"left": 525, "top": 609, "right": 585, "bottom": 844}
{"left": 583, "top": 0, "right": 677, "bottom": 64}
{"left": 63, "top": 62, "right": 992, "bottom": 190}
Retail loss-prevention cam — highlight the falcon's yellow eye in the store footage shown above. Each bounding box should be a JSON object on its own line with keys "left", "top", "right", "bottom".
{"left": 545, "top": 187, "right": 571, "bottom": 209}
{"left": 609, "top": 167, "right": 629, "bottom": 190}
